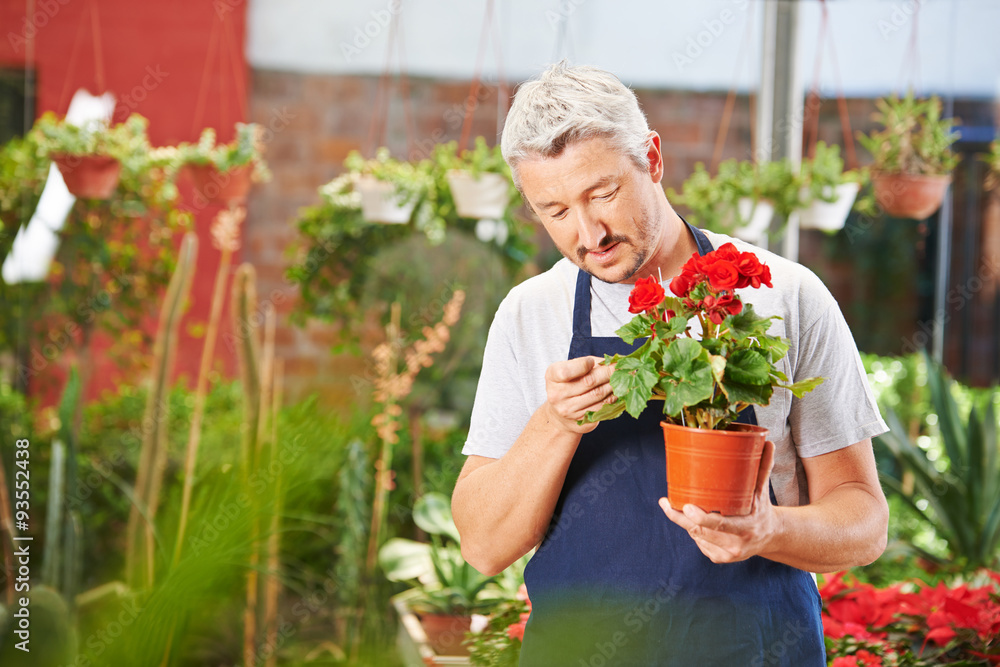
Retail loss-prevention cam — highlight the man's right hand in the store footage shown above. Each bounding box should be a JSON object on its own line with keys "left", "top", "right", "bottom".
{"left": 543, "top": 356, "right": 616, "bottom": 434}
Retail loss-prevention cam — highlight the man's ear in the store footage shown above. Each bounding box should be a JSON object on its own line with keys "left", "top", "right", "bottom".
{"left": 646, "top": 131, "right": 664, "bottom": 185}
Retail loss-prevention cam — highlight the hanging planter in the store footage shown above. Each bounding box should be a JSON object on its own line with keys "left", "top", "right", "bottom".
{"left": 178, "top": 123, "right": 270, "bottom": 206}
{"left": 799, "top": 182, "right": 860, "bottom": 231}
{"left": 857, "top": 92, "right": 958, "bottom": 220}
{"left": 355, "top": 175, "right": 415, "bottom": 224}
{"left": 434, "top": 138, "right": 514, "bottom": 222}
{"left": 871, "top": 173, "right": 951, "bottom": 220}
{"left": 668, "top": 158, "right": 798, "bottom": 244}
{"left": 36, "top": 112, "right": 150, "bottom": 200}
{"left": 184, "top": 163, "right": 253, "bottom": 205}
{"left": 731, "top": 197, "right": 775, "bottom": 243}
{"left": 446, "top": 170, "right": 510, "bottom": 220}
{"left": 662, "top": 421, "right": 768, "bottom": 516}
{"left": 51, "top": 153, "right": 122, "bottom": 199}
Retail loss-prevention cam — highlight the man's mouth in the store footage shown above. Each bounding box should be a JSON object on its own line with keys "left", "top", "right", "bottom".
{"left": 588, "top": 242, "right": 620, "bottom": 263}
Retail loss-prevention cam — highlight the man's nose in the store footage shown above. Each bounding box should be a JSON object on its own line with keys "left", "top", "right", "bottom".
{"left": 576, "top": 208, "right": 607, "bottom": 250}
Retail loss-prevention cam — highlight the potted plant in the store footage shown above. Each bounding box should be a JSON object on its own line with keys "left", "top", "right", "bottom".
{"left": 581, "top": 243, "right": 824, "bottom": 515}
{"left": 434, "top": 138, "right": 514, "bottom": 223}
{"left": 342, "top": 147, "right": 430, "bottom": 224}
{"left": 178, "top": 123, "right": 270, "bottom": 205}
{"left": 798, "top": 141, "right": 865, "bottom": 232}
{"left": 34, "top": 112, "right": 151, "bottom": 199}
{"left": 668, "top": 158, "right": 799, "bottom": 245}
{"left": 380, "top": 492, "right": 498, "bottom": 657}
{"left": 857, "top": 91, "right": 959, "bottom": 220}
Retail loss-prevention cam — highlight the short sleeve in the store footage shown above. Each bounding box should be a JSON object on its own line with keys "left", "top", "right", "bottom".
{"left": 462, "top": 302, "right": 533, "bottom": 459}
{"left": 788, "top": 301, "right": 888, "bottom": 458}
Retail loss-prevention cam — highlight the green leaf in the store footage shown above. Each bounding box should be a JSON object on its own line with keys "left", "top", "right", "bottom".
{"left": 727, "top": 303, "right": 775, "bottom": 340}
{"left": 722, "top": 380, "right": 773, "bottom": 406}
{"left": 658, "top": 340, "right": 715, "bottom": 417}
{"left": 651, "top": 315, "right": 687, "bottom": 340}
{"left": 610, "top": 356, "right": 659, "bottom": 419}
{"left": 580, "top": 400, "right": 627, "bottom": 424}
{"left": 413, "top": 492, "right": 461, "bottom": 543}
{"left": 780, "top": 376, "right": 825, "bottom": 398}
{"left": 616, "top": 314, "right": 653, "bottom": 345}
{"left": 725, "top": 348, "right": 771, "bottom": 385}
{"left": 378, "top": 538, "right": 432, "bottom": 583}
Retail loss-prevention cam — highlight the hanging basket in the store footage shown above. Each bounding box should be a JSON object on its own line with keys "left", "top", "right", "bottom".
{"left": 354, "top": 175, "right": 414, "bottom": 224}
{"left": 446, "top": 170, "right": 509, "bottom": 220}
{"left": 872, "top": 173, "right": 951, "bottom": 220}
{"left": 730, "top": 198, "right": 774, "bottom": 245}
{"left": 51, "top": 153, "right": 122, "bottom": 199}
{"left": 662, "top": 421, "right": 768, "bottom": 516}
{"left": 799, "top": 182, "right": 860, "bottom": 231}
{"left": 185, "top": 163, "right": 253, "bottom": 205}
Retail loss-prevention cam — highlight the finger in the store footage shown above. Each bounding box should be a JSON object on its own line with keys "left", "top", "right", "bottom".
{"left": 752, "top": 440, "right": 776, "bottom": 509}
{"left": 546, "top": 356, "right": 599, "bottom": 383}
{"left": 560, "top": 381, "right": 616, "bottom": 419}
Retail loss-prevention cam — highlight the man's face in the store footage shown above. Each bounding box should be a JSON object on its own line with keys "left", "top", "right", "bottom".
{"left": 517, "top": 135, "right": 664, "bottom": 285}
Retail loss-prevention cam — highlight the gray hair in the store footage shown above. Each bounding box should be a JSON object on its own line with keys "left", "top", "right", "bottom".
{"left": 500, "top": 61, "right": 651, "bottom": 191}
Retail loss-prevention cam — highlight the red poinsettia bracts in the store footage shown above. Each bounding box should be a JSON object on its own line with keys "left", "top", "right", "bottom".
{"left": 820, "top": 570, "right": 1000, "bottom": 665}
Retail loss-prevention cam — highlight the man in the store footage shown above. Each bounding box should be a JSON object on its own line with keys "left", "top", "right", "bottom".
{"left": 451, "top": 62, "right": 889, "bottom": 666}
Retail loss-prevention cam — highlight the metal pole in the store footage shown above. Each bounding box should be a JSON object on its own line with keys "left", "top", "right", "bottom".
{"left": 756, "top": 0, "right": 802, "bottom": 261}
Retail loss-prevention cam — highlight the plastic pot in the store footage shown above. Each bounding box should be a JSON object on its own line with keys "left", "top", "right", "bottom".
{"left": 799, "top": 182, "right": 860, "bottom": 231}
{"left": 355, "top": 175, "right": 414, "bottom": 224}
{"left": 51, "top": 153, "right": 122, "bottom": 199}
{"left": 661, "top": 421, "right": 768, "bottom": 516}
{"left": 446, "top": 170, "right": 509, "bottom": 219}
{"left": 418, "top": 612, "right": 473, "bottom": 656}
{"left": 872, "top": 173, "right": 951, "bottom": 220}
{"left": 730, "top": 198, "right": 774, "bottom": 245}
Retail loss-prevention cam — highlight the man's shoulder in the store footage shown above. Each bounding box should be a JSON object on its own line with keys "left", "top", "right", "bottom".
{"left": 498, "top": 258, "right": 578, "bottom": 316}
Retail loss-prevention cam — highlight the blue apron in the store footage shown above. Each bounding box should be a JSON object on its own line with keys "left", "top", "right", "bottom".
{"left": 519, "top": 224, "right": 825, "bottom": 666}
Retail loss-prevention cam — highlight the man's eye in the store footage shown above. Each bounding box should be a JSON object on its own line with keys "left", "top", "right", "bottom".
{"left": 552, "top": 208, "right": 568, "bottom": 220}
{"left": 594, "top": 189, "right": 617, "bottom": 201}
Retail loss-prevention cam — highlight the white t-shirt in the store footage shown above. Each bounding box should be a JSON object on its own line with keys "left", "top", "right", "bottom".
{"left": 462, "top": 230, "right": 888, "bottom": 507}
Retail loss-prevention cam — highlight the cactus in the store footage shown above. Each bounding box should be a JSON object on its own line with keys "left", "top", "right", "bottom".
{"left": 125, "top": 232, "right": 198, "bottom": 589}
{"left": 0, "top": 585, "right": 76, "bottom": 666}
{"left": 231, "top": 262, "right": 263, "bottom": 666}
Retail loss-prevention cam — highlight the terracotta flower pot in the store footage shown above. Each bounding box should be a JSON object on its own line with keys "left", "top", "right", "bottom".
{"left": 872, "top": 172, "right": 951, "bottom": 220}
{"left": 51, "top": 153, "right": 122, "bottom": 199}
{"left": 355, "top": 175, "right": 414, "bottom": 224}
{"left": 661, "top": 421, "right": 768, "bottom": 516}
{"left": 418, "top": 612, "right": 472, "bottom": 656}
{"left": 185, "top": 163, "right": 253, "bottom": 205}
{"left": 446, "top": 170, "right": 510, "bottom": 219}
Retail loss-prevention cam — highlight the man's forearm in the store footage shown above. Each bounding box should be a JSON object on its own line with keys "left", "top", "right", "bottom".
{"left": 764, "top": 483, "right": 889, "bottom": 572}
{"left": 452, "top": 403, "right": 582, "bottom": 576}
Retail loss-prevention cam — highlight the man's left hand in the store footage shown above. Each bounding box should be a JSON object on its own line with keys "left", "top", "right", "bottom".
{"left": 659, "top": 440, "right": 781, "bottom": 563}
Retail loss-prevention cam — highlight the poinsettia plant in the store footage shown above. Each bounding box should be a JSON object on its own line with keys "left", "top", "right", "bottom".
{"left": 582, "top": 243, "right": 824, "bottom": 430}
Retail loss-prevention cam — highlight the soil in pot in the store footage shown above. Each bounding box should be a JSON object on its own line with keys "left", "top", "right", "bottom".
{"left": 661, "top": 421, "right": 767, "bottom": 516}
{"left": 52, "top": 153, "right": 122, "bottom": 199}
{"left": 418, "top": 612, "right": 473, "bottom": 656}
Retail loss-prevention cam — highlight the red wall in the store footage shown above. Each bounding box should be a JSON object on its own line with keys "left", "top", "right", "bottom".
{"left": 1, "top": 0, "right": 248, "bottom": 403}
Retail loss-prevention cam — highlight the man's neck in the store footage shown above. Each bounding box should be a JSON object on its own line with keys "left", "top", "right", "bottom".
{"left": 633, "top": 208, "right": 699, "bottom": 284}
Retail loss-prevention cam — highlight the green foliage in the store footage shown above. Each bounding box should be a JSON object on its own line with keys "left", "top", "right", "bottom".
{"left": 799, "top": 141, "right": 868, "bottom": 205}
{"left": 0, "top": 585, "right": 76, "bottom": 666}
{"left": 431, "top": 137, "right": 512, "bottom": 178}
{"left": 176, "top": 123, "right": 271, "bottom": 182}
{"left": 379, "top": 492, "right": 497, "bottom": 616}
{"left": 667, "top": 157, "right": 801, "bottom": 235}
{"left": 0, "top": 117, "right": 192, "bottom": 385}
{"left": 466, "top": 597, "right": 527, "bottom": 666}
{"left": 876, "top": 354, "right": 1000, "bottom": 570}
{"left": 286, "top": 139, "right": 535, "bottom": 372}
{"left": 857, "top": 91, "right": 960, "bottom": 176}
{"left": 34, "top": 112, "right": 150, "bottom": 163}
